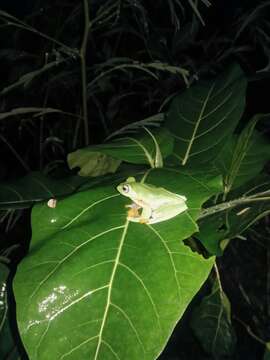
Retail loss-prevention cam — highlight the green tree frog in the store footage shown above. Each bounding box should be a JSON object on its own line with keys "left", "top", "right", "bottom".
{"left": 117, "top": 177, "right": 187, "bottom": 224}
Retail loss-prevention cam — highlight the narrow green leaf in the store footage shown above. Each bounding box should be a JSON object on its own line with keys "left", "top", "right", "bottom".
{"left": 0, "top": 107, "right": 63, "bottom": 121}
{"left": 14, "top": 168, "right": 221, "bottom": 360}
{"left": 191, "top": 280, "right": 236, "bottom": 358}
{"left": 166, "top": 64, "right": 247, "bottom": 166}
{"left": 0, "top": 61, "right": 66, "bottom": 96}
{"left": 143, "top": 62, "right": 189, "bottom": 84}
{"left": 0, "top": 9, "right": 22, "bottom": 22}
{"left": 235, "top": 2, "right": 270, "bottom": 40}
{"left": 187, "top": 0, "right": 206, "bottom": 25}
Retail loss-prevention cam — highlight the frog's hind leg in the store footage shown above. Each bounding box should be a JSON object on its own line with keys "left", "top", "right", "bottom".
{"left": 139, "top": 205, "right": 153, "bottom": 223}
{"left": 127, "top": 204, "right": 153, "bottom": 224}
{"left": 149, "top": 202, "right": 187, "bottom": 224}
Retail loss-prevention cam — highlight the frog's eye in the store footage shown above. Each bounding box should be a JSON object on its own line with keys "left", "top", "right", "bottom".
{"left": 122, "top": 184, "right": 130, "bottom": 193}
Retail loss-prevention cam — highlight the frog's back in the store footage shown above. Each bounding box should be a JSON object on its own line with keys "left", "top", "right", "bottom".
{"left": 137, "top": 183, "right": 185, "bottom": 207}
{"left": 154, "top": 187, "right": 185, "bottom": 202}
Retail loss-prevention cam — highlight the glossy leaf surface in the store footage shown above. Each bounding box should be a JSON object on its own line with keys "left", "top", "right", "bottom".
{"left": 166, "top": 64, "right": 247, "bottom": 166}
{"left": 14, "top": 168, "right": 221, "bottom": 360}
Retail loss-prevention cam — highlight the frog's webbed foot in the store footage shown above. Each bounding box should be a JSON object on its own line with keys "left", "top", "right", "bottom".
{"left": 139, "top": 218, "right": 149, "bottom": 224}
{"left": 139, "top": 212, "right": 154, "bottom": 224}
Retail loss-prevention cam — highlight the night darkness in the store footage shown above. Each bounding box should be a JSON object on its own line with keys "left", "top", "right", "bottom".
{"left": 0, "top": 1, "right": 269, "bottom": 359}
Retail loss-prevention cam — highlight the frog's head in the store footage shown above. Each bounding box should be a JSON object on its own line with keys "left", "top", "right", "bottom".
{"left": 117, "top": 177, "right": 137, "bottom": 199}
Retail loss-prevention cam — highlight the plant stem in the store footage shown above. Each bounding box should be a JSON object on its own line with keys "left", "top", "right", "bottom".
{"left": 80, "top": 0, "right": 90, "bottom": 146}
{"left": 234, "top": 317, "right": 266, "bottom": 345}
{"left": 40, "top": 52, "right": 50, "bottom": 170}
{"left": 199, "top": 190, "right": 270, "bottom": 219}
{"left": 213, "top": 263, "right": 223, "bottom": 291}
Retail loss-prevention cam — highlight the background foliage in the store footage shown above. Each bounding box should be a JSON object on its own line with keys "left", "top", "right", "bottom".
{"left": 0, "top": 0, "right": 269, "bottom": 359}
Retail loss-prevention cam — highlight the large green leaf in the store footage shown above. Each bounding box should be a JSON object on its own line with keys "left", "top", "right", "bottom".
{"left": 196, "top": 176, "right": 270, "bottom": 255}
{"left": 214, "top": 114, "right": 270, "bottom": 194}
{"left": 191, "top": 280, "right": 236, "bottom": 358}
{"left": 14, "top": 168, "right": 221, "bottom": 360}
{"left": 0, "top": 172, "right": 90, "bottom": 209}
{"left": 69, "top": 127, "right": 174, "bottom": 169}
{"left": 166, "top": 64, "right": 247, "bottom": 166}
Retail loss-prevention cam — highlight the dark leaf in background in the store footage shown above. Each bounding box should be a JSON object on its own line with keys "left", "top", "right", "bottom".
{"left": 166, "top": 64, "right": 247, "bottom": 166}
{"left": 68, "top": 127, "right": 174, "bottom": 169}
{"left": 214, "top": 114, "right": 270, "bottom": 194}
{"left": 0, "top": 172, "right": 90, "bottom": 209}
{"left": 0, "top": 263, "right": 21, "bottom": 359}
{"left": 196, "top": 176, "right": 270, "bottom": 255}
{"left": 191, "top": 280, "right": 236, "bottom": 358}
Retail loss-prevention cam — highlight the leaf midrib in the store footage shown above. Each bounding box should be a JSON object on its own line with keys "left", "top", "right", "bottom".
{"left": 94, "top": 220, "right": 130, "bottom": 360}
{"left": 126, "top": 136, "right": 154, "bottom": 167}
{"left": 182, "top": 83, "right": 215, "bottom": 165}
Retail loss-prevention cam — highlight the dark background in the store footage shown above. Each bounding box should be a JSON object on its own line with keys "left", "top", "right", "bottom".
{"left": 0, "top": 0, "right": 269, "bottom": 359}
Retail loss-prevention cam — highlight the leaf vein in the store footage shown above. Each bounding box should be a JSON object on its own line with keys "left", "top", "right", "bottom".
{"left": 28, "top": 225, "right": 124, "bottom": 300}
{"left": 111, "top": 302, "right": 146, "bottom": 354}
{"left": 148, "top": 225, "right": 181, "bottom": 301}
{"left": 102, "top": 340, "right": 121, "bottom": 360}
{"left": 119, "top": 262, "right": 162, "bottom": 334}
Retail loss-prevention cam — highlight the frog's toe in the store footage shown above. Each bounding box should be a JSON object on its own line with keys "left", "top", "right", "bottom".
{"left": 139, "top": 218, "right": 149, "bottom": 224}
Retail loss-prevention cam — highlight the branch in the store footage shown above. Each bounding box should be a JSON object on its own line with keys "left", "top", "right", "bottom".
{"left": 198, "top": 190, "right": 270, "bottom": 219}
{"left": 80, "top": 0, "right": 90, "bottom": 145}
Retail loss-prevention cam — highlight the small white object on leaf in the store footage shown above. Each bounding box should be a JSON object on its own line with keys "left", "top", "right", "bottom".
{"left": 47, "top": 198, "right": 57, "bottom": 208}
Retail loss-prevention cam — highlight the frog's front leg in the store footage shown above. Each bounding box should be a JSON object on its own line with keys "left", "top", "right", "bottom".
{"left": 126, "top": 202, "right": 141, "bottom": 219}
{"left": 127, "top": 204, "right": 153, "bottom": 223}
